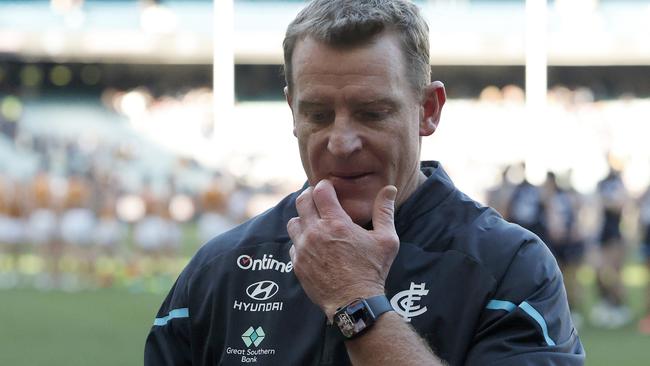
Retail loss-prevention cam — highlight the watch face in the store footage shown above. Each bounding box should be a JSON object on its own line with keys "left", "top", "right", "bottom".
{"left": 335, "top": 312, "right": 356, "bottom": 338}
{"left": 335, "top": 299, "right": 371, "bottom": 338}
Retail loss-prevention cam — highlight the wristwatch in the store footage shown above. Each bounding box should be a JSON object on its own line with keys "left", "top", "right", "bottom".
{"left": 333, "top": 295, "right": 394, "bottom": 339}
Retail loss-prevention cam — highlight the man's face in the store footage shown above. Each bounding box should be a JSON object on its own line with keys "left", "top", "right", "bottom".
{"left": 287, "top": 32, "right": 442, "bottom": 226}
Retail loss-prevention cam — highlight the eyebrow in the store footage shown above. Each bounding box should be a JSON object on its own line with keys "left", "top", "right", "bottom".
{"left": 297, "top": 101, "right": 329, "bottom": 110}
{"left": 297, "top": 98, "right": 397, "bottom": 110}
{"left": 351, "top": 98, "right": 398, "bottom": 109}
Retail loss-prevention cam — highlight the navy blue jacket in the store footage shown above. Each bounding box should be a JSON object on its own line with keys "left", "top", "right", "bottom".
{"left": 145, "top": 161, "right": 585, "bottom": 365}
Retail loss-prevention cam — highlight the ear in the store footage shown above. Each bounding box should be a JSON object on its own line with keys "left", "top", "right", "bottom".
{"left": 284, "top": 86, "right": 297, "bottom": 137}
{"left": 420, "top": 81, "right": 446, "bottom": 137}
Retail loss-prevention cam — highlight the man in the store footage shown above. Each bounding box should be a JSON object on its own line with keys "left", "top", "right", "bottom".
{"left": 505, "top": 162, "right": 548, "bottom": 243}
{"left": 590, "top": 159, "right": 630, "bottom": 328}
{"left": 145, "top": 1, "right": 585, "bottom": 365}
{"left": 542, "top": 172, "right": 585, "bottom": 327}
{"left": 638, "top": 180, "right": 650, "bottom": 334}
{"left": 486, "top": 164, "right": 516, "bottom": 218}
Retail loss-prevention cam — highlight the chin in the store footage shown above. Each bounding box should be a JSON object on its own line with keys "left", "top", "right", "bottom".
{"left": 340, "top": 200, "right": 373, "bottom": 227}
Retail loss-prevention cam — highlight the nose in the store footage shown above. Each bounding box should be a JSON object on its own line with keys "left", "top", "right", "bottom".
{"left": 327, "top": 116, "right": 362, "bottom": 157}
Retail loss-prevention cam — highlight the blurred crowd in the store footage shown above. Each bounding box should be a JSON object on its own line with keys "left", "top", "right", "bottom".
{"left": 0, "top": 158, "right": 290, "bottom": 293}
{"left": 0, "top": 85, "right": 292, "bottom": 294}
{"left": 487, "top": 158, "right": 650, "bottom": 335}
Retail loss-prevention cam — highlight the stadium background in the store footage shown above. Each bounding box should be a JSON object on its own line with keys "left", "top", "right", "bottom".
{"left": 0, "top": 0, "right": 648, "bottom": 364}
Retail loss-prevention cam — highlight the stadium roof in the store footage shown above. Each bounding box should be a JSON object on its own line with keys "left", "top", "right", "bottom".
{"left": 0, "top": 1, "right": 648, "bottom": 65}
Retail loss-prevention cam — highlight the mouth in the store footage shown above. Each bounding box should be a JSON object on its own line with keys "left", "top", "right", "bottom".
{"left": 327, "top": 172, "right": 374, "bottom": 191}
{"left": 330, "top": 172, "right": 371, "bottom": 180}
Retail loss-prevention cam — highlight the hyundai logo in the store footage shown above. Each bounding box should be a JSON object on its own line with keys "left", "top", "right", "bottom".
{"left": 246, "top": 280, "right": 279, "bottom": 301}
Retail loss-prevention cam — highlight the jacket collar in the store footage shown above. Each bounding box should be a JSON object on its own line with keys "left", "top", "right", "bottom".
{"left": 394, "top": 161, "right": 456, "bottom": 234}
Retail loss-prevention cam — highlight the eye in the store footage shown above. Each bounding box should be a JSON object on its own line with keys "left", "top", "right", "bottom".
{"left": 305, "top": 110, "right": 333, "bottom": 124}
{"left": 357, "top": 109, "right": 389, "bottom": 122}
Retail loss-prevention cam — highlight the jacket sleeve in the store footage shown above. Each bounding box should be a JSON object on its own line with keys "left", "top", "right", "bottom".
{"left": 144, "top": 268, "right": 193, "bottom": 366}
{"left": 465, "top": 238, "right": 585, "bottom": 365}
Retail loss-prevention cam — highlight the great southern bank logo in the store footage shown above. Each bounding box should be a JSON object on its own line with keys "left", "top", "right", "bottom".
{"left": 242, "top": 326, "right": 265, "bottom": 347}
{"left": 226, "top": 326, "right": 276, "bottom": 363}
{"left": 237, "top": 254, "right": 293, "bottom": 273}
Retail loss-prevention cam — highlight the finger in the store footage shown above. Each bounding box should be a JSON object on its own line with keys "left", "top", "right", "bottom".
{"left": 312, "top": 179, "right": 347, "bottom": 220}
{"left": 295, "top": 187, "right": 320, "bottom": 223}
{"left": 372, "top": 185, "right": 397, "bottom": 232}
{"left": 289, "top": 245, "right": 296, "bottom": 262}
{"left": 287, "top": 217, "right": 303, "bottom": 243}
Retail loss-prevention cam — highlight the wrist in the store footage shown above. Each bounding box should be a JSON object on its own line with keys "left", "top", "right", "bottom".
{"left": 325, "top": 284, "right": 386, "bottom": 321}
{"left": 333, "top": 294, "right": 394, "bottom": 339}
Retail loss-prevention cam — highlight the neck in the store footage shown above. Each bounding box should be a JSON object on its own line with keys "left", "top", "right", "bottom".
{"left": 396, "top": 168, "right": 428, "bottom": 209}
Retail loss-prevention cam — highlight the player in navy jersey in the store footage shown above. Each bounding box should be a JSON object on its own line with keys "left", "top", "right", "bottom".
{"left": 505, "top": 163, "right": 548, "bottom": 243}
{"left": 591, "top": 161, "right": 631, "bottom": 328}
{"left": 486, "top": 164, "right": 516, "bottom": 218}
{"left": 637, "top": 183, "right": 650, "bottom": 334}
{"left": 543, "top": 172, "right": 586, "bottom": 326}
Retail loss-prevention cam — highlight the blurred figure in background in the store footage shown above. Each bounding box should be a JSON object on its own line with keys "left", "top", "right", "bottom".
{"left": 159, "top": 198, "right": 182, "bottom": 258}
{"left": 591, "top": 157, "right": 631, "bottom": 328}
{"left": 134, "top": 182, "right": 181, "bottom": 266}
{"left": 637, "top": 181, "right": 650, "bottom": 334}
{"left": 134, "top": 186, "right": 168, "bottom": 258}
{"left": 0, "top": 178, "right": 26, "bottom": 280}
{"left": 25, "top": 173, "right": 60, "bottom": 288}
{"left": 505, "top": 162, "right": 548, "bottom": 243}
{"left": 197, "top": 178, "right": 235, "bottom": 244}
{"left": 94, "top": 194, "right": 126, "bottom": 287}
{"left": 60, "top": 175, "right": 97, "bottom": 287}
{"left": 543, "top": 171, "right": 586, "bottom": 327}
{"left": 486, "top": 164, "right": 515, "bottom": 218}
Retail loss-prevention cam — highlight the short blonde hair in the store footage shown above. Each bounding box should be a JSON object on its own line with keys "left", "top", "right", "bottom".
{"left": 283, "top": 0, "right": 430, "bottom": 96}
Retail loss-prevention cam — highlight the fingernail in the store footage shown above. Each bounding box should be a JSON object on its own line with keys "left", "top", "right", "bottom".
{"left": 386, "top": 186, "right": 397, "bottom": 201}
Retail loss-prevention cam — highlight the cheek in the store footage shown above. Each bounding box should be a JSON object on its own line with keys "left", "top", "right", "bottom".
{"left": 296, "top": 130, "right": 323, "bottom": 177}
{"left": 390, "top": 120, "right": 421, "bottom": 170}
{"left": 297, "top": 139, "right": 311, "bottom": 166}
{"left": 295, "top": 124, "right": 312, "bottom": 151}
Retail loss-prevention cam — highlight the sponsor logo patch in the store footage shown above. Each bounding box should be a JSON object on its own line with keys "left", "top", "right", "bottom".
{"left": 237, "top": 254, "right": 293, "bottom": 273}
{"left": 234, "top": 280, "right": 284, "bottom": 313}
{"left": 225, "top": 326, "right": 276, "bottom": 363}
{"left": 246, "top": 280, "right": 279, "bottom": 301}
{"left": 242, "top": 326, "right": 265, "bottom": 347}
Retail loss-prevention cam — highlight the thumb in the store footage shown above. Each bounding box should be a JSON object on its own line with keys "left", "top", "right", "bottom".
{"left": 372, "top": 185, "right": 397, "bottom": 232}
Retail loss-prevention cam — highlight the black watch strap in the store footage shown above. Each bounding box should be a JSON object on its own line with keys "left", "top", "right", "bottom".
{"left": 334, "top": 294, "right": 394, "bottom": 339}
{"left": 365, "top": 295, "right": 393, "bottom": 319}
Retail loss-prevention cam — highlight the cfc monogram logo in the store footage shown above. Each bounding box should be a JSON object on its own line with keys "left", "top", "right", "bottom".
{"left": 390, "top": 282, "right": 429, "bottom": 322}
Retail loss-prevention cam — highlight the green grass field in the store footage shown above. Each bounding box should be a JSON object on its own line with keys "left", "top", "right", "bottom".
{"left": 0, "top": 288, "right": 163, "bottom": 366}
{"left": 1, "top": 286, "right": 648, "bottom": 366}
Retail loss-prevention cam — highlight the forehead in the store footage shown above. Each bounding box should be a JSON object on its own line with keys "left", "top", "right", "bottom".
{"left": 291, "top": 33, "right": 411, "bottom": 100}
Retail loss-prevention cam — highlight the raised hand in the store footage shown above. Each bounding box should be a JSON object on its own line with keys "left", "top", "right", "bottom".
{"left": 287, "top": 179, "right": 400, "bottom": 320}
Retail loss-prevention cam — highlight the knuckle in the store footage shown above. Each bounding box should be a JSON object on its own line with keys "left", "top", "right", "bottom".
{"left": 304, "top": 228, "right": 320, "bottom": 244}
{"left": 381, "top": 203, "right": 394, "bottom": 217}
{"left": 328, "top": 221, "right": 348, "bottom": 237}
{"left": 376, "top": 232, "right": 399, "bottom": 248}
{"left": 289, "top": 216, "right": 301, "bottom": 227}
{"left": 376, "top": 201, "right": 395, "bottom": 220}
